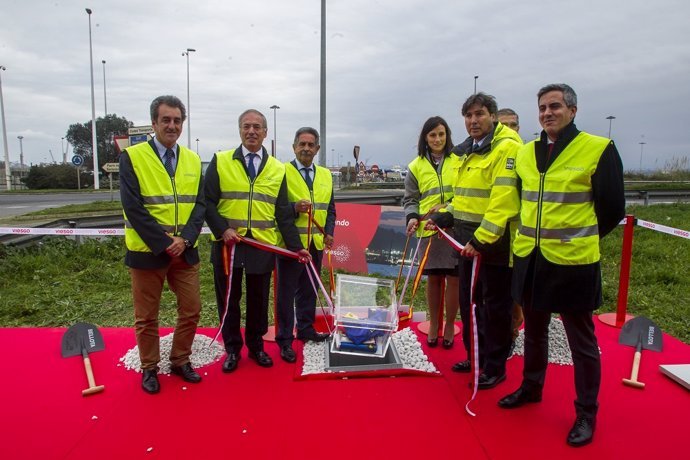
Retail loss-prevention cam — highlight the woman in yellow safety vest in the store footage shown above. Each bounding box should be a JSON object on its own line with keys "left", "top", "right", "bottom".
{"left": 403, "top": 116, "right": 460, "bottom": 348}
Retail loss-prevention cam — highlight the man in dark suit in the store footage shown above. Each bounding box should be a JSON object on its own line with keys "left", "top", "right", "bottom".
{"left": 119, "top": 95, "right": 205, "bottom": 394}
{"left": 275, "top": 127, "right": 336, "bottom": 363}
{"left": 205, "top": 109, "right": 309, "bottom": 372}
{"left": 497, "top": 84, "right": 625, "bottom": 447}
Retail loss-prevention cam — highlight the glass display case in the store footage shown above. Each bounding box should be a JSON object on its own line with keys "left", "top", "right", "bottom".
{"left": 330, "top": 274, "right": 398, "bottom": 358}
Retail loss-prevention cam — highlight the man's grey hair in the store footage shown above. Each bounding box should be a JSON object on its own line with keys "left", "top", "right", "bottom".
{"left": 538, "top": 83, "right": 577, "bottom": 107}
{"left": 237, "top": 109, "right": 268, "bottom": 129}
{"left": 293, "top": 127, "right": 320, "bottom": 145}
{"left": 497, "top": 108, "right": 519, "bottom": 124}
{"left": 150, "top": 95, "right": 186, "bottom": 122}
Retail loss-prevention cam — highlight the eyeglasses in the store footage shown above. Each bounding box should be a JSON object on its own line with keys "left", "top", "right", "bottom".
{"left": 241, "top": 123, "right": 266, "bottom": 132}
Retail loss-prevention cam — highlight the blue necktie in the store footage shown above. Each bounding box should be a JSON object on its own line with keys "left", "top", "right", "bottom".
{"left": 302, "top": 167, "right": 313, "bottom": 189}
{"left": 164, "top": 148, "right": 175, "bottom": 176}
{"left": 247, "top": 153, "right": 258, "bottom": 180}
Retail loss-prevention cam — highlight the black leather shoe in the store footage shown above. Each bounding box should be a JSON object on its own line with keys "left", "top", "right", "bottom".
{"left": 298, "top": 331, "right": 330, "bottom": 342}
{"left": 442, "top": 339, "right": 454, "bottom": 349}
{"left": 170, "top": 363, "right": 202, "bottom": 383}
{"left": 451, "top": 359, "right": 471, "bottom": 373}
{"left": 498, "top": 388, "right": 542, "bottom": 409}
{"left": 248, "top": 350, "right": 273, "bottom": 367}
{"left": 280, "top": 345, "right": 297, "bottom": 363}
{"left": 475, "top": 373, "right": 506, "bottom": 390}
{"left": 142, "top": 369, "right": 160, "bottom": 394}
{"left": 567, "top": 416, "right": 596, "bottom": 447}
{"left": 427, "top": 337, "right": 438, "bottom": 348}
{"left": 222, "top": 353, "right": 240, "bottom": 373}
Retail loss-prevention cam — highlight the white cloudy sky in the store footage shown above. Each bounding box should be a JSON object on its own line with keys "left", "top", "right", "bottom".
{"left": 1, "top": 0, "right": 689, "bottom": 172}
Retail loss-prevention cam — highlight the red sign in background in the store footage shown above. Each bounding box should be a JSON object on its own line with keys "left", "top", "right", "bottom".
{"left": 325, "top": 203, "right": 407, "bottom": 275}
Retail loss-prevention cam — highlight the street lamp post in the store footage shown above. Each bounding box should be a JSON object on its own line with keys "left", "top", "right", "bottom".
{"left": 474, "top": 75, "right": 479, "bottom": 94}
{"left": 18, "top": 135, "right": 24, "bottom": 167}
{"left": 195, "top": 138, "right": 199, "bottom": 153}
{"left": 270, "top": 104, "right": 280, "bottom": 157}
{"left": 639, "top": 141, "right": 646, "bottom": 171}
{"left": 182, "top": 48, "right": 196, "bottom": 149}
{"left": 0, "top": 66, "right": 11, "bottom": 190}
{"left": 102, "top": 60, "right": 107, "bottom": 118}
{"left": 606, "top": 115, "right": 616, "bottom": 138}
{"left": 86, "top": 8, "right": 100, "bottom": 189}
{"left": 319, "top": 0, "right": 327, "bottom": 166}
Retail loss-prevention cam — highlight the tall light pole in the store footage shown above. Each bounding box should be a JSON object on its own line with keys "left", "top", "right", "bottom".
{"left": 606, "top": 115, "right": 615, "bottom": 138}
{"left": 195, "top": 138, "right": 199, "bottom": 153}
{"left": 474, "top": 75, "right": 479, "bottom": 94}
{"left": 18, "top": 135, "right": 24, "bottom": 167}
{"left": 319, "top": 0, "right": 327, "bottom": 166}
{"left": 182, "top": 48, "right": 196, "bottom": 149}
{"left": 0, "top": 66, "right": 11, "bottom": 190}
{"left": 270, "top": 105, "right": 280, "bottom": 157}
{"left": 102, "top": 60, "right": 107, "bottom": 118}
{"left": 639, "top": 141, "right": 646, "bottom": 171}
{"left": 86, "top": 8, "right": 100, "bottom": 189}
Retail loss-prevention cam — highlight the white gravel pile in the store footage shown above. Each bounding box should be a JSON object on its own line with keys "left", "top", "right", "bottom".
{"left": 511, "top": 317, "right": 600, "bottom": 366}
{"left": 301, "top": 341, "right": 329, "bottom": 376}
{"left": 119, "top": 333, "right": 225, "bottom": 374}
{"left": 301, "top": 327, "right": 439, "bottom": 376}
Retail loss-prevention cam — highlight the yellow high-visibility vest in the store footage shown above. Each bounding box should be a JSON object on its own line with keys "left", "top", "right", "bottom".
{"left": 213, "top": 150, "right": 285, "bottom": 245}
{"left": 407, "top": 154, "right": 459, "bottom": 237}
{"left": 514, "top": 132, "right": 611, "bottom": 265}
{"left": 284, "top": 163, "right": 333, "bottom": 249}
{"left": 123, "top": 142, "right": 201, "bottom": 252}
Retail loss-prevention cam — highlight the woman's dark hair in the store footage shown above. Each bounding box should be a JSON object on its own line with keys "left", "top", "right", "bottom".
{"left": 417, "top": 116, "right": 453, "bottom": 157}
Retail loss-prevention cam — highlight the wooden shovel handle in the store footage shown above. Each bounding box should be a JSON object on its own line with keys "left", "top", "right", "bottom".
{"left": 622, "top": 350, "right": 645, "bottom": 389}
{"left": 81, "top": 355, "right": 105, "bottom": 396}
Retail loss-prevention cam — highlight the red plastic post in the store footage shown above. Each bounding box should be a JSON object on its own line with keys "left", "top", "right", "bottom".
{"left": 615, "top": 215, "right": 636, "bottom": 327}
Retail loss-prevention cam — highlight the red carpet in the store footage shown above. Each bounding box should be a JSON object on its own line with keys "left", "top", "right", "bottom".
{"left": 1, "top": 322, "right": 688, "bottom": 459}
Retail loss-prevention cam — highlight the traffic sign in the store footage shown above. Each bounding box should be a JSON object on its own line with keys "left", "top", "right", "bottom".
{"left": 102, "top": 163, "right": 120, "bottom": 173}
{"left": 72, "top": 154, "right": 84, "bottom": 167}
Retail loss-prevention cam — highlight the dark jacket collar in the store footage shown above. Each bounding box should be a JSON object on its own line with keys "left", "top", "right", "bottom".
{"left": 451, "top": 122, "right": 498, "bottom": 156}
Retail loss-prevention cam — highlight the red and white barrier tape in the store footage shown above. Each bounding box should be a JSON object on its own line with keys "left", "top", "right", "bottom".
{"left": 636, "top": 219, "right": 690, "bottom": 240}
{"left": 0, "top": 226, "right": 213, "bottom": 236}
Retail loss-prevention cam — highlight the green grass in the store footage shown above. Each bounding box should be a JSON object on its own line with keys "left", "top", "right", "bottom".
{"left": 0, "top": 203, "right": 688, "bottom": 344}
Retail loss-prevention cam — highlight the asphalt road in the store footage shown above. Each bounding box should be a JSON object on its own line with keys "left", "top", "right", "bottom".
{"left": 0, "top": 191, "right": 117, "bottom": 218}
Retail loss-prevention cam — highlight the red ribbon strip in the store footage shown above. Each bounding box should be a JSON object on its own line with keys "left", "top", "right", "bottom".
{"left": 436, "top": 227, "right": 482, "bottom": 416}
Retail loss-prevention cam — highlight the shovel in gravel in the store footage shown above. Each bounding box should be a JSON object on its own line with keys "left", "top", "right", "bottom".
{"left": 619, "top": 316, "right": 663, "bottom": 389}
{"left": 61, "top": 322, "right": 106, "bottom": 396}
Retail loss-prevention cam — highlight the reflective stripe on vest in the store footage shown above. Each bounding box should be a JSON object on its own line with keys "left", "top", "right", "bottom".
{"left": 283, "top": 163, "right": 333, "bottom": 249}
{"left": 214, "top": 150, "right": 284, "bottom": 245}
{"left": 407, "top": 154, "right": 459, "bottom": 237}
{"left": 123, "top": 142, "right": 201, "bottom": 252}
{"left": 448, "top": 124, "right": 522, "bottom": 245}
{"left": 513, "top": 132, "right": 610, "bottom": 265}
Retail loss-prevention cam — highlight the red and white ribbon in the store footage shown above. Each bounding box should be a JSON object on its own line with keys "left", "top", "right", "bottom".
{"left": 436, "top": 227, "right": 482, "bottom": 416}
{"left": 636, "top": 218, "right": 690, "bottom": 239}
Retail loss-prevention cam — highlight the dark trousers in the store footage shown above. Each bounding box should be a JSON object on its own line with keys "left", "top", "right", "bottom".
{"left": 459, "top": 258, "right": 485, "bottom": 363}
{"left": 477, "top": 264, "right": 513, "bottom": 377}
{"left": 212, "top": 247, "right": 271, "bottom": 354}
{"left": 275, "top": 244, "right": 323, "bottom": 346}
{"left": 522, "top": 308, "right": 600, "bottom": 418}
